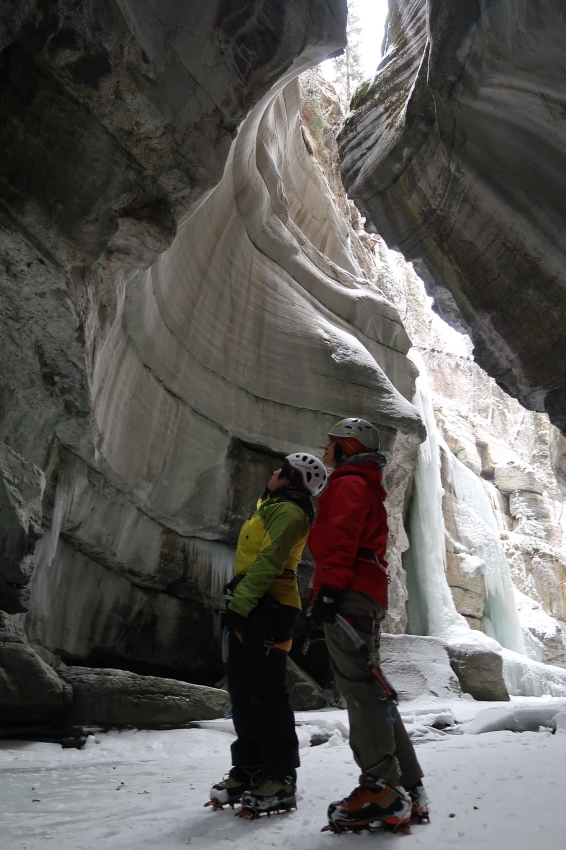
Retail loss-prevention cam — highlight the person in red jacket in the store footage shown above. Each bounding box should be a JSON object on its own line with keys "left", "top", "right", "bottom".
{"left": 309, "top": 418, "right": 429, "bottom": 834}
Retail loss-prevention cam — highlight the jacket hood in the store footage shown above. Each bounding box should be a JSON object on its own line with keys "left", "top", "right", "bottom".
{"left": 330, "top": 455, "right": 387, "bottom": 501}
{"left": 268, "top": 486, "right": 315, "bottom": 524}
{"left": 336, "top": 450, "right": 386, "bottom": 472}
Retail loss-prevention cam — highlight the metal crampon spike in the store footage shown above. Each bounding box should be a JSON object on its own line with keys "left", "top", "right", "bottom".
{"left": 204, "top": 799, "right": 239, "bottom": 811}
{"left": 235, "top": 807, "right": 259, "bottom": 820}
{"left": 236, "top": 803, "right": 295, "bottom": 820}
{"left": 322, "top": 819, "right": 411, "bottom": 835}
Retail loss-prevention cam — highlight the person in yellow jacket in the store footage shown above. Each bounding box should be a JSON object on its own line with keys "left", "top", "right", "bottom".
{"left": 208, "top": 452, "right": 327, "bottom": 817}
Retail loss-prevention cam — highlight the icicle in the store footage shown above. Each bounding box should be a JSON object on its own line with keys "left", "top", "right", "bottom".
{"left": 188, "top": 539, "right": 235, "bottom": 637}
{"left": 33, "top": 461, "right": 87, "bottom": 575}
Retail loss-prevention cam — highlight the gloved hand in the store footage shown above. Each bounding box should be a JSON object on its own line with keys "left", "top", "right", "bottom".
{"left": 310, "top": 587, "right": 342, "bottom": 625}
{"left": 223, "top": 608, "right": 248, "bottom": 634}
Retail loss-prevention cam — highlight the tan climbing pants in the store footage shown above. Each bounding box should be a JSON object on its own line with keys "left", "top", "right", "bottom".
{"left": 324, "top": 589, "right": 424, "bottom": 788}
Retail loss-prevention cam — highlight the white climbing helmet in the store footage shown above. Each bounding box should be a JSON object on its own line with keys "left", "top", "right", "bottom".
{"left": 285, "top": 452, "right": 328, "bottom": 495}
{"left": 328, "top": 417, "right": 380, "bottom": 456}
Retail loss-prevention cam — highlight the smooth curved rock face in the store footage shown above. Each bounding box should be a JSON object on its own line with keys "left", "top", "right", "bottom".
{"left": 90, "top": 78, "right": 422, "bottom": 532}
{"left": 0, "top": 1, "right": 424, "bottom": 679}
{"left": 0, "top": 0, "right": 349, "bottom": 467}
{"left": 1, "top": 0, "right": 350, "bottom": 673}
{"left": 24, "top": 76, "right": 422, "bottom": 670}
{"left": 338, "top": 0, "right": 566, "bottom": 433}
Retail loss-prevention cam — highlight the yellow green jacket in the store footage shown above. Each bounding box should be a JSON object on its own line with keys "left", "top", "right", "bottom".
{"left": 228, "top": 494, "right": 311, "bottom": 617}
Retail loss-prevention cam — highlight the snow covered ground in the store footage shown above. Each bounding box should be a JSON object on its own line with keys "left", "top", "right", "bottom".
{"left": 2, "top": 696, "right": 566, "bottom": 850}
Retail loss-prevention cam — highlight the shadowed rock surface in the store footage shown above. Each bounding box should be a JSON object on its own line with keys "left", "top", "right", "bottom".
{"left": 287, "top": 657, "right": 327, "bottom": 711}
{"left": 0, "top": 444, "right": 45, "bottom": 614}
{"left": 1, "top": 0, "right": 428, "bottom": 719}
{"left": 0, "top": 612, "right": 73, "bottom": 724}
{"left": 338, "top": 0, "right": 566, "bottom": 433}
{"left": 58, "top": 667, "right": 230, "bottom": 726}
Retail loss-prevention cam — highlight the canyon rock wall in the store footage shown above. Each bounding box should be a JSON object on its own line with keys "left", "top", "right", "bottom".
{"left": 8, "top": 0, "right": 565, "bottom": 717}
{"left": 338, "top": 0, "right": 566, "bottom": 435}
{"left": 1, "top": 0, "right": 425, "bottom": 714}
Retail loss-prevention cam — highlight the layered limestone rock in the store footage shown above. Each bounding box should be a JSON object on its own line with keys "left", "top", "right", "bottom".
{"left": 338, "top": 0, "right": 566, "bottom": 434}
{"left": 1, "top": 0, "right": 425, "bottom": 711}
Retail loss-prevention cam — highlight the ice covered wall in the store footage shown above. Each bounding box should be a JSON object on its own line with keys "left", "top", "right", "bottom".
{"left": 0, "top": 1, "right": 425, "bottom": 696}
{"left": 338, "top": 0, "right": 566, "bottom": 436}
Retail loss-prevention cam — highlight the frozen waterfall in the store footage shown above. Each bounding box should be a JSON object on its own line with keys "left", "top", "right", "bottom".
{"left": 403, "top": 357, "right": 469, "bottom": 640}
{"left": 446, "top": 453, "right": 526, "bottom": 655}
{"left": 404, "top": 353, "right": 566, "bottom": 696}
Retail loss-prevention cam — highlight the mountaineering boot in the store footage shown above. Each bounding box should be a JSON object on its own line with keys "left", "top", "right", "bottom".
{"left": 323, "top": 776, "right": 411, "bottom": 834}
{"left": 206, "top": 765, "right": 259, "bottom": 809}
{"left": 237, "top": 774, "right": 297, "bottom": 818}
{"left": 408, "top": 782, "right": 430, "bottom": 824}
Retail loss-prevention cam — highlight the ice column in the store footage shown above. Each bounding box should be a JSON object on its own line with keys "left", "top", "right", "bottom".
{"left": 404, "top": 356, "right": 469, "bottom": 640}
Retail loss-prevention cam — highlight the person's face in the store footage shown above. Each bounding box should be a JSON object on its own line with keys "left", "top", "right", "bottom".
{"left": 322, "top": 440, "right": 337, "bottom": 469}
{"left": 266, "top": 467, "right": 290, "bottom": 492}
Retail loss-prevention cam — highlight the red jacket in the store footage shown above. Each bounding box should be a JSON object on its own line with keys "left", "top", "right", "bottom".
{"left": 308, "top": 457, "right": 389, "bottom": 608}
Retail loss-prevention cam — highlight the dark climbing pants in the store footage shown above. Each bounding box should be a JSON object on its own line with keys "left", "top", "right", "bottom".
{"left": 226, "top": 605, "right": 300, "bottom": 779}
{"left": 324, "top": 590, "right": 424, "bottom": 788}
